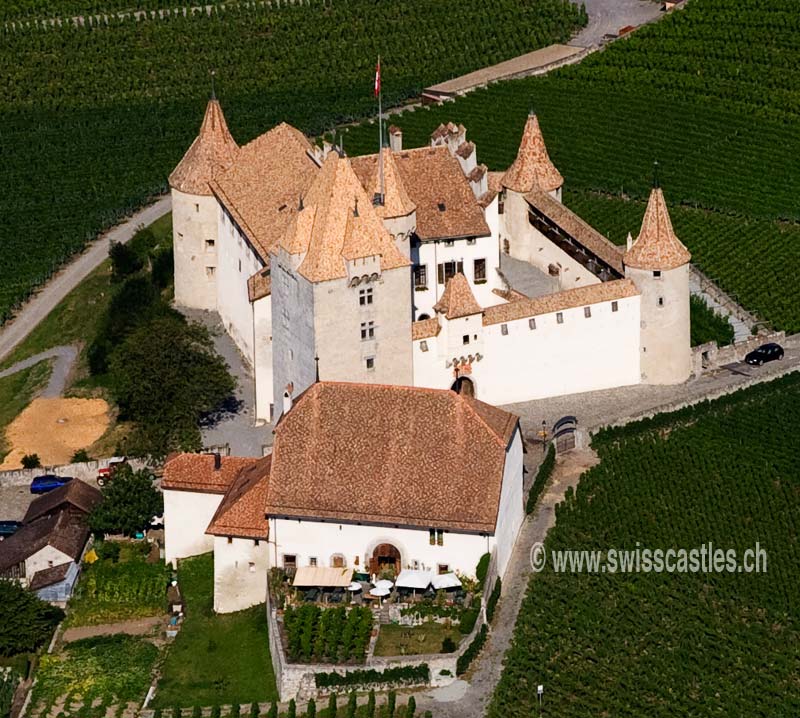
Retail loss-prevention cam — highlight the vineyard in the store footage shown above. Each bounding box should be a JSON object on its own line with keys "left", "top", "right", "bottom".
{"left": 0, "top": 0, "right": 585, "bottom": 324}
{"left": 282, "top": 605, "right": 373, "bottom": 663}
{"left": 489, "top": 372, "right": 800, "bottom": 717}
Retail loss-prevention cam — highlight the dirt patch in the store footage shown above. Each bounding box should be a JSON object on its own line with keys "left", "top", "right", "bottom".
{"left": 0, "top": 397, "right": 110, "bottom": 469}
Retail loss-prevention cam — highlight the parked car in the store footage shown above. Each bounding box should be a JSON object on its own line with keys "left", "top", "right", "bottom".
{"left": 0, "top": 521, "right": 22, "bottom": 539}
{"left": 96, "top": 456, "right": 128, "bottom": 486}
{"left": 745, "top": 343, "right": 784, "bottom": 366}
{"left": 30, "top": 474, "right": 74, "bottom": 494}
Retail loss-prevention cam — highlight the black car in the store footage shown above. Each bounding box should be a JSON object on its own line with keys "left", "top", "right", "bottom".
{"left": 0, "top": 521, "right": 22, "bottom": 539}
{"left": 745, "top": 343, "right": 784, "bottom": 366}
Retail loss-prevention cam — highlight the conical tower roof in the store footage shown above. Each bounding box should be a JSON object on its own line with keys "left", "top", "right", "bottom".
{"left": 169, "top": 99, "right": 239, "bottom": 196}
{"left": 501, "top": 114, "right": 563, "bottom": 194}
{"left": 624, "top": 187, "right": 691, "bottom": 270}
{"left": 434, "top": 273, "right": 482, "bottom": 319}
{"left": 368, "top": 150, "right": 416, "bottom": 219}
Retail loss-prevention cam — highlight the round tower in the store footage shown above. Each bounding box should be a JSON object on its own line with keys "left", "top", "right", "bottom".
{"left": 624, "top": 184, "right": 692, "bottom": 384}
{"left": 168, "top": 96, "right": 238, "bottom": 311}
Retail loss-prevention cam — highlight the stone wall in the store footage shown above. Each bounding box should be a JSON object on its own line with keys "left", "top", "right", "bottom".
{"left": 0, "top": 458, "right": 149, "bottom": 487}
{"left": 691, "top": 331, "right": 786, "bottom": 375}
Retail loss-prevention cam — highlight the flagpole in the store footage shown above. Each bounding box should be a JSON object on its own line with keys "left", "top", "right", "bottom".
{"left": 378, "top": 55, "right": 384, "bottom": 205}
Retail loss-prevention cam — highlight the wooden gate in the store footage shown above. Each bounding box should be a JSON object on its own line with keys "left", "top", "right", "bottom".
{"left": 553, "top": 415, "right": 577, "bottom": 453}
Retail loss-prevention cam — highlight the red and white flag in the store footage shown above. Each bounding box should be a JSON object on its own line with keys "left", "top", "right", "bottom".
{"left": 374, "top": 58, "right": 381, "bottom": 97}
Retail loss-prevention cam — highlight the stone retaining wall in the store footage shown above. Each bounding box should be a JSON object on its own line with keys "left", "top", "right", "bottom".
{"left": 691, "top": 331, "right": 785, "bottom": 375}
{"left": 0, "top": 458, "right": 148, "bottom": 487}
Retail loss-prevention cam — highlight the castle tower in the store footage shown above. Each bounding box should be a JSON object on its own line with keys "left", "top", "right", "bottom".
{"left": 501, "top": 112, "right": 564, "bottom": 201}
{"left": 624, "top": 184, "right": 692, "bottom": 384}
{"left": 169, "top": 97, "right": 239, "bottom": 310}
{"left": 368, "top": 147, "right": 417, "bottom": 258}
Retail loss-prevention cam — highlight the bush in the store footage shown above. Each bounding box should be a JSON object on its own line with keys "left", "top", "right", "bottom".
{"left": 94, "top": 541, "right": 121, "bottom": 563}
{"left": 486, "top": 578, "right": 501, "bottom": 623}
{"left": 456, "top": 625, "right": 488, "bottom": 676}
{"left": 231, "top": 703, "right": 240, "bottom": 717}
{"left": 71, "top": 449, "right": 92, "bottom": 463}
{"left": 441, "top": 636, "right": 457, "bottom": 653}
{"left": 268, "top": 702, "right": 278, "bottom": 718}
{"left": 387, "top": 691, "right": 396, "bottom": 718}
{"left": 458, "top": 608, "right": 479, "bottom": 635}
{"left": 21, "top": 453, "right": 41, "bottom": 469}
{"left": 250, "top": 702, "right": 259, "bottom": 718}
{"left": 172, "top": 706, "right": 182, "bottom": 718}
{"left": 346, "top": 691, "right": 357, "bottom": 718}
{"left": 327, "top": 693, "right": 336, "bottom": 718}
{"left": 405, "top": 697, "right": 416, "bottom": 718}
{"left": 475, "top": 553, "right": 490, "bottom": 588}
{"left": 210, "top": 707, "right": 221, "bottom": 718}
{"left": 192, "top": 707, "right": 202, "bottom": 718}
{"left": 88, "top": 465, "right": 163, "bottom": 537}
{"left": 305, "top": 698, "right": 316, "bottom": 718}
{"left": 153, "top": 710, "right": 162, "bottom": 718}
{"left": 366, "top": 690, "right": 375, "bottom": 718}
{"left": 287, "top": 699, "right": 296, "bottom": 718}
{"left": 110, "top": 240, "right": 144, "bottom": 282}
{"left": 315, "top": 664, "right": 429, "bottom": 689}
{"left": 0, "top": 581, "right": 64, "bottom": 656}
{"left": 526, "top": 444, "right": 555, "bottom": 514}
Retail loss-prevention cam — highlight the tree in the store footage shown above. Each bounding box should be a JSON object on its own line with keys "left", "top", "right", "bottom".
{"left": 0, "top": 581, "right": 64, "bottom": 656}
{"left": 405, "top": 697, "right": 416, "bottom": 718}
{"left": 387, "top": 691, "right": 396, "bottom": 718}
{"left": 327, "top": 693, "right": 337, "bottom": 718}
{"left": 287, "top": 700, "right": 296, "bottom": 718}
{"left": 268, "top": 702, "right": 278, "bottom": 718}
{"left": 366, "top": 690, "right": 375, "bottom": 718}
{"left": 71, "top": 449, "right": 91, "bottom": 463}
{"left": 305, "top": 698, "right": 315, "bottom": 718}
{"left": 346, "top": 692, "right": 357, "bottom": 718}
{"left": 110, "top": 240, "right": 143, "bottom": 282}
{"left": 88, "top": 465, "right": 163, "bottom": 536}
{"left": 21, "top": 454, "right": 40, "bottom": 469}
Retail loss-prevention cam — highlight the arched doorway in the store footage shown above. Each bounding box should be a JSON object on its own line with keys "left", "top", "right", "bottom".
{"left": 417, "top": 313, "right": 431, "bottom": 320}
{"left": 451, "top": 376, "right": 475, "bottom": 398}
{"left": 370, "top": 543, "right": 401, "bottom": 577}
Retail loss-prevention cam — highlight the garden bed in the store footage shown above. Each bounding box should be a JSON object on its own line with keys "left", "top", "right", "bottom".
{"left": 373, "top": 623, "right": 462, "bottom": 657}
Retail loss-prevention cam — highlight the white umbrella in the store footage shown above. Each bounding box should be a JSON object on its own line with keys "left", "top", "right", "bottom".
{"left": 370, "top": 587, "right": 390, "bottom": 597}
{"left": 373, "top": 579, "right": 394, "bottom": 590}
{"left": 395, "top": 569, "right": 433, "bottom": 590}
{"left": 431, "top": 572, "right": 462, "bottom": 590}
{"left": 347, "top": 582, "right": 363, "bottom": 592}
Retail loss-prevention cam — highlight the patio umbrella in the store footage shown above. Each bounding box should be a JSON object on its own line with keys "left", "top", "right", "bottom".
{"left": 395, "top": 569, "right": 433, "bottom": 590}
{"left": 370, "top": 587, "right": 391, "bottom": 597}
{"left": 373, "top": 579, "right": 394, "bottom": 590}
{"left": 431, "top": 572, "right": 462, "bottom": 590}
{"left": 347, "top": 582, "right": 363, "bottom": 592}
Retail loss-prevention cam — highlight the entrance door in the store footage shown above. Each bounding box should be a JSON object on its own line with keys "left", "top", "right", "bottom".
{"left": 451, "top": 376, "right": 475, "bottom": 398}
{"left": 370, "top": 543, "right": 401, "bottom": 577}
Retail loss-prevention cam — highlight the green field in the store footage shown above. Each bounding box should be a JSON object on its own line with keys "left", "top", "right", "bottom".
{"left": 0, "top": 0, "right": 585, "bottom": 324}
{"left": 489, "top": 372, "right": 800, "bottom": 717}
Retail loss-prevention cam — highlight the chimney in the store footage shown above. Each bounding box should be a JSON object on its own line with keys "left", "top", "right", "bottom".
{"left": 283, "top": 382, "right": 294, "bottom": 414}
{"left": 388, "top": 125, "right": 402, "bottom": 152}
{"left": 213, "top": 452, "right": 221, "bottom": 470}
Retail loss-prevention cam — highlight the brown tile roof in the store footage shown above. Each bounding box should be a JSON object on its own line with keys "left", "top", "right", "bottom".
{"left": 463, "top": 396, "right": 519, "bottom": 446}
{"left": 493, "top": 287, "right": 529, "bottom": 302}
{"left": 24, "top": 480, "right": 102, "bottom": 523}
{"left": 265, "top": 382, "right": 519, "bottom": 533}
{"left": 434, "top": 273, "right": 482, "bottom": 319}
{"left": 478, "top": 171, "right": 505, "bottom": 208}
{"left": 366, "top": 150, "right": 416, "bottom": 219}
{"left": 247, "top": 269, "right": 272, "bottom": 302}
{"left": 456, "top": 141, "right": 475, "bottom": 160}
{"left": 169, "top": 99, "right": 239, "bottom": 196}
{"left": 29, "top": 561, "right": 74, "bottom": 591}
{"left": 524, "top": 188, "right": 625, "bottom": 274}
{"left": 277, "top": 153, "right": 410, "bottom": 283}
{"left": 624, "top": 187, "right": 691, "bottom": 270}
{"left": 502, "top": 114, "right": 563, "bottom": 194}
{"left": 483, "top": 278, "right": 639, "bottom": 326}
{"left": 411, "top": 317, "right": 441, "bottom": 340}
{"left": 352, "top": 146, "right": 490, "bottom": 241}
{"left": 467, "top": 164, "right": 487, "bottom": 183}
{"left": 207, "top": 456, "right": 272, "bottom": 539}
{"left": 210, "top": 123, "right": 320, "bottom": 260}
{"left": 0, "top": 511, "right": 89, "bottom": 572}
{"left": 162, "top": 453, "right": 259, "bottom": 494}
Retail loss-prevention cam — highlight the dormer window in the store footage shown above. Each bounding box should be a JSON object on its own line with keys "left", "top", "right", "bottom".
{"left": 653, "top": 270, "right": 662, "bottom": 279}
{"left": 438, "top": 202, "right": 446, "bottom": 212}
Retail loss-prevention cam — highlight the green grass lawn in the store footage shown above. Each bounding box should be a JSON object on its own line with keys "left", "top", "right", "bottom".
{"left": 0, "top": 359, "right": 52, "bottom": 462}
{"left": 373, "top": 622, "right": 462, "bottom": 657}
{"left": 153, "top": 553, "right": 278, "bottom": 708}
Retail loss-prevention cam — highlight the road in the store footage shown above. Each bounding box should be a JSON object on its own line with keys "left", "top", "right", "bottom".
{"left": 0, "top": 346, "right": 78, "bottom": 398}
{"left": 0, "top": 196, "right": 171, "bottom": 364}
{"left": 571, "top": 0, "right": 663, "bottom": 47}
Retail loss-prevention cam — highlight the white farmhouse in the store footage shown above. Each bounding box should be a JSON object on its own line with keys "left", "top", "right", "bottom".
{"left": 169, "top": 100, "right": 693, "bottom": 424}
{"left": 163, "top": 381, "right": 524, "bottom": 614}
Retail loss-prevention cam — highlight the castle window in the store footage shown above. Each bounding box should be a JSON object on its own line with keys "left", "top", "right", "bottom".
{"left": 438, "top": 564, "right": 450, "bottom": 574}
{"left": 254, "top": 540, "right": 260, "bottom": 546}
{"left": 653, "top": 270, "right": 662, "bottom": 279}
{"left": 309, "top": 557, "right": 318, "bottom": 567}
{"left": 584, "top": 306, "right": 592, "bottom": 318}
{"left": 463, "top": 335, "right": 470, "bottom": 345}
{"left": 420, "top": 341, "right": 429, "bottom": 352}
{"left": 205, "top": 239, "right": 215, "bottom": 250}
{"left": 501, "top": 323, "right": 508, "bottom": 336}
{"left": 365, "top": 356, "right": 375, "bottom": 371}
{"left": 439, "top": 203, "right": 447, "bottom": 212}
{"left": 467, "top": 238, "right": 476, "bottom": 246}
{"left": 498, "top": 190, "right": 506, "bottom": 215}
{"left": 359, "top": 288, "right": 373, "bottom": 306}
{"left": 437, "top": 260, "right": 463, "bottom": 284}
{"left": 414, "top": 265, "right": 428, "bottom": 289}
{"left": 283, "top": 554, "right": 297, "bottom": 570}
{"left": 248, "top": 562, "right": 256, "bottom": 573}
{"left": 177, "top": 232, "right": 183, "bottom": 239}
{"left": 360, "top": 321, "right": 375, "bottom": 340}
{"left": 205, "top": 266, "right": 215, "bottom": 278}
{"left": 429, "top": 529, "right": 436, "bottom": 545}
{"left": 612, "top": 301, "right": 619, "bottom": 312}
{"left": 444, "top": 239, "right": 454, "bottom": 247}
{"left": 557, "top": 312, "right": 564, "bottom": 324}
{"left": 238, "top": 259, "right": 242, "bottom": 273}
{"left": 437, "top": 530, "right": 444, "bottom": 546}
{"left": 529, "top": 318, "right": 536, "bottom": 330}
{"left": 227, "top": 537, "right": 233, "bottom": 544}
{"left": 194, "top": 203, "right": 199, "bottom": 212}
{"left": 474, "top": 258, "right": 486, "bottom": 282}
{"left": 658, "top": 297, "right": 665, "bottom": 307}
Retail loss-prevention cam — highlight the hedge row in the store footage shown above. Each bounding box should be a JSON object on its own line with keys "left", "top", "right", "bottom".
{"left": 314, "top": 664, "right": 429, "bottom": 689}
{"left": 456, "top": 625, "right": 488, "bottom": 676}
{"left": 526, "top": 444, "right": 556, "bottom": 514}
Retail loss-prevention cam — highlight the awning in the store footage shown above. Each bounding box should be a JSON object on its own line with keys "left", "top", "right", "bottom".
{"left": 292, "top": 566, "right": 352, "bottom": 587}
{"left": 431, "top": 572, "right": 462, "bottom": 590}
{"left": 395, "top": 569, "right": 433, "bottom": 590}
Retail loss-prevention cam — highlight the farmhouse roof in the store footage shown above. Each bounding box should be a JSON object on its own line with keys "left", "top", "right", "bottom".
{"left": 28, "top": 562, "right": 74, "bottom": 591}
{"left": 207, "top": 455, "right": 272, "bottom": 539}
{"left": 365, "top": 150, "right": 416, "bottom": 219}
{"left": 169, "top": 99, "right": 239, "bottom": 196}
{"left": 524, "top": 187, "right": 624, "bottom": 274}
{"left": 276, "top": 152, "right": 410, "bottom": 283}
{"left": 0, "top": 511, "right": 89, "bottom": 572}
{"left": 351, "top": 146, "right": 490, "bottom": 241}
{"left": 502, "top": 114, "right": 563, "bottom": 194}
{"left": 210, "top": 122, "right": 320, "bottom": 260}
{"left": 24, "top": 480, "right": 102, "bottom": 523}
{"left": 483, "top": 278, "right": 639, "bottom": 326}
{"left": 624, "top": 187, "right": 691, "bottom": 270}
{"left": 162, "top": 453, "right": 259, "bottom": 494}
{"left": 434, "top": 273, "right": 482, "bottom": 319}
{"left": 264, "top": 382, "right": 519, "bottom": 533}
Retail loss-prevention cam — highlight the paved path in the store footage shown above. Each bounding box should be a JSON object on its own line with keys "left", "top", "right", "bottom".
{"left": 0, "top": 196, "right": 171, "bottom": 364}
{"left": 0, "top": 346, "right": 77, "bottom": 397}
{"left": 572, "top": 0, "right": 663, "bottom": 47}
{"left": 61, "top": 615, "right": 165, "bottom": 643}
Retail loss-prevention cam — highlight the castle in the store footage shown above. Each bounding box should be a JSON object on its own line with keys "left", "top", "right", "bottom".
{"left": 169, "top": 100, "right": 692, "bottom": 423}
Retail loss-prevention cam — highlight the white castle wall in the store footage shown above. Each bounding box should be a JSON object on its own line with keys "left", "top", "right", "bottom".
{"left": 253, "top": 295, "right": 274, "bottom": 424}
{"left": 213, "top": 535, "right": 270, "bottom": 613}
{"left": 492, "top": 425, "right": 523, "bottom": 577}
{"left": 163, "top": 489, "right": 223, "bottom": 564}
{"left": 172, "top": 190, "right": 219, "bottom": 310}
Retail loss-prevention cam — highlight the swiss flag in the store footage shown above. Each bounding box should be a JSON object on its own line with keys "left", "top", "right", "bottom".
{"left": 374, "top": 59, "right": 381, "bottom": 97}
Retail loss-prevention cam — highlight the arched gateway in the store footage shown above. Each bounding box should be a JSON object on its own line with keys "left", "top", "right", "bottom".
{"left": 370, "top": 543, "right": 401, "bottom": 576}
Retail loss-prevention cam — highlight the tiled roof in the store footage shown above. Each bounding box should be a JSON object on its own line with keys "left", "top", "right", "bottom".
{"left": 162, "top": 453, "right": 259, "bottom": 494}
{"left": 247, "top": 269, "right": 272, "bottom": 302}
{"left": 524, "top": 188, "right": 625, "bottom": 274}
{"left": 24, "top": 480, "right": 102, "bottom": 523}
{"left": 352, "top": 146, "right": 490, "bottom": 241}
{"left": 502, "top": 114, "right": 563, "bottom": 194}
{"left": 278, "top": 153, "right": 410, "bottom": 283}
{"left": 266, "top": 382, "right": 519, "bottom": 533}
{"left": 169, "top": 99, "right": 239, "bottom": 196}
{"left": 366, "top": 150, "right": 416, "bottom": 219}
{"left": 624, "top": 187, "right": 691, "bottom": 270}
{"left": 456, "top": 141, "right": 475, "bottom": 159}
{"left": 434, "top": 273, "right": 482, "bottom": 319}
{"left": 29, "top": 561, "right": 74, "bottom": 591}
{"left": 483, "top": 278, "right": 639, "bottom": 326}
{"left": 210, "top": 123, "right": 320, "bottom": 260}
{"left": 207, "top": 456, "right": 272, "bottom": 539}
{"left": 411, "top": 317, "right": 441, "bottom": 340}
{"left": 0, "top": 511, "right": 88, "bottom": 572}
{"left": 478, "top": 171, "right": 505, "bottom": 208}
